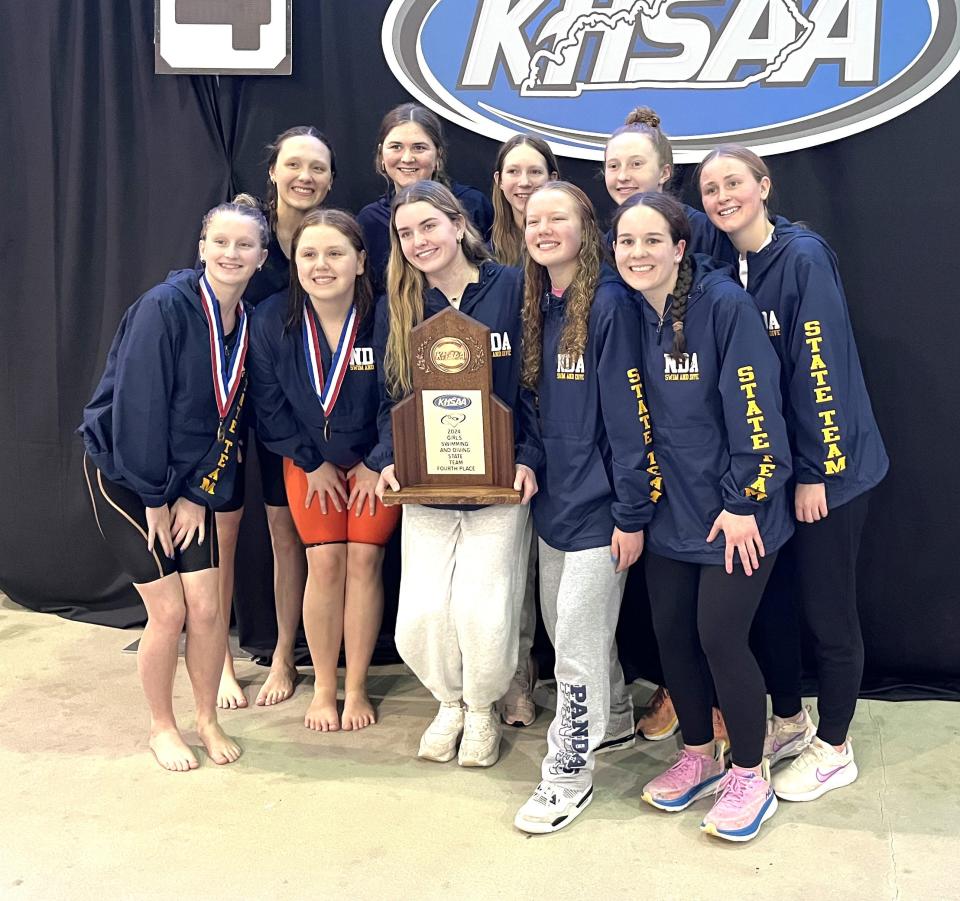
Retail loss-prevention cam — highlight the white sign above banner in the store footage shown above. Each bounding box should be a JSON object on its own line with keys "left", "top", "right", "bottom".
{"left": 155, "top": 0, "right": 291, "bottom": 75}
{"left": 382, "top": 0, "right": 960, "bottom": 161}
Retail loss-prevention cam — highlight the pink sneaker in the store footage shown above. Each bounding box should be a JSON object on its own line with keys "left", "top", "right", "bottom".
{"left": 641, "top": 742, "right": 726, "bottom": 811}
{"left": 701, "top": 760, "right": 778, "bottom": 842}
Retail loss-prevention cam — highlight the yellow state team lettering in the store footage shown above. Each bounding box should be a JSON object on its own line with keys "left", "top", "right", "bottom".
{"left": 627, "top": 367, "right": 661, "bottom": 503}
{"left": 803, "top": 321, "right": 845, "bottom": 474}
{"left": 737, "top": 365, "right": 770, "bottom": 451}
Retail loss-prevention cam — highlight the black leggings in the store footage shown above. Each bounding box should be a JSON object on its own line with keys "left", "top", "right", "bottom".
{"left": 751, "top": 491, "right": 870, "bottom": 746}
{"left": 645, "top": 551, "right": 778, "bottom": 768}
{"left": 83, "top": 454, "right": 219, "bottom": 584}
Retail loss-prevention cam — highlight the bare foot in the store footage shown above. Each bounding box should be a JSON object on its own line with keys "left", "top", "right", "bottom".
{"left": 197, "top": 721, "right": 242, "bottom": 765}
{"left": 341, "top": 689, "right": 377, "bottom": 731}
{"left": 255, "top": 660, "right": 298, "bottom": 707}
{"left": 304, "top": 687, "right": 340, "bottom": 732}
{"left": 149, "top": 728, "right": 199, "bottom": 772}
{"left": 217, "top": 670, "right": 248, "bottom": 710}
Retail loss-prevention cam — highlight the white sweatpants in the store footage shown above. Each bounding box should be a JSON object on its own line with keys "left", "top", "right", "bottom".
{"left": 396, "top": 504, "right": 532, "bottom": 708}
{"left": 538, "top": 539, "right": 630, "bottom": 787}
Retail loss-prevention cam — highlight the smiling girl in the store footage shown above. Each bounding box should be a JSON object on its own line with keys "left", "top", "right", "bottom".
{"left": 371, "top": 180, "right": 540, "bottom": 769}
{"left": 358, "top": 104, "right": 494, "bottom": 293}
{"left": 488, "top": 133, "right": 561, "bottom": 727}
{"left": 603, "top": 107, "right": 736, "bottom": 268}
{"left": 613, "top": 192, "right": 793, "bottom": 842}
{"left": 513, "top": 182, "right": 656, "bottom": 834}
{"left": 81, "top": 200, "right": 269, "bottom": 771}
{"left": 215, "top": 126, "right": 338, "bottom": 713}
{"left": 698, "top": 146, "right": 888, "bottom": 803}
{"left": 491, "top": 134, "right": 560, "bottom": 267}
{"left": 247, "top": 209, "right": 399, "bottom": 732}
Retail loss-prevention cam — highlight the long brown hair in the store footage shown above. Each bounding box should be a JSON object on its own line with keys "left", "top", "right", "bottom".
{"left": 374, "top": 103, "right": 450, "bottom": 190}
{"left": 264, "top": 126, "right": 337, "bottom": 229}
{"left": 384, "top": 181, "right": 490, "bottom": 398}
{"left": 491, "top": 134, "right": 560, "bottom": 267}
{"left": 521, "top": 182, "right": 602, "bottom": 389}
{"left": 284, "top": 208, "right": 373, "bottom": 333}
{"left": 612, "top": 192, "right": 693, "bottom": 363}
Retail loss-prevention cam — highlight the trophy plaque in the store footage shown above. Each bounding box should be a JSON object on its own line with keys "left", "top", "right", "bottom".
{"left": 381, "top": 307, "right": 519, "bottom": 506}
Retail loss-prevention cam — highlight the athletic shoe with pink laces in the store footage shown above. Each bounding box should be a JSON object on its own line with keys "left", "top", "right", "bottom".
{"left": 701, "top": 760, "right": 778, "bottom": 842}
{"left": 641, "top": 741, "right": 727, "bottom": 811}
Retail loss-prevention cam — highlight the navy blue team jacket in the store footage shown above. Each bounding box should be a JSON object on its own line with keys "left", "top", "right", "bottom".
{"left": 533, "top": 273, "right": 657, "bottom": 553}
{"left": 743, "top": 218, "right": 888, "bottom": 508}
{"left": 366, "top": 260, "right": 541, "bottom": 476}
{"left": 357, "top": 182, "right": 495, "bottom": 293}
{"left": 635, "top": 254, "right": 794, "bottom": 565}
{"left": 248, "top": 292, "right": 380, "bottom": 473}
{"left": 81, "top": 268, "right": 248, "bottom": 507}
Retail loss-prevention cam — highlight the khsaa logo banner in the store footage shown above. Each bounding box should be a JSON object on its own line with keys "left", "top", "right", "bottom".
{"left": 383, "top": 0, "right": 960, "bottom": 160}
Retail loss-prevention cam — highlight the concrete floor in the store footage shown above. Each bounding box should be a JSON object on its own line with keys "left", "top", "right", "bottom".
{"left": 1, "top": 593, "right": 958, "bottom": 901}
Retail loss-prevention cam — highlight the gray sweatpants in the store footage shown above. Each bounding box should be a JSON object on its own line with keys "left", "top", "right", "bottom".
{"left": 538, "top": 539, "right": 631, "bottom": 787}
{"left": 396, "top": 504, "right": 532, "bottom": 708}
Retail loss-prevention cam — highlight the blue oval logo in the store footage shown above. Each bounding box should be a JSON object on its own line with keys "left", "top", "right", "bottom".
{"left": 433, "top": 394, "right": 472, "bottom": 410}
{"left": 384, "top": 0, "right": 960, "bottom": 160}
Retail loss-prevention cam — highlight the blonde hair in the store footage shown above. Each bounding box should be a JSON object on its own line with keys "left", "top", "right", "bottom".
{"left": 384, "top": 181, "right": 490, "bottom": 398}
{"left": 520, "top": 182, "right": 602, "bottom": 389}
{"left": 490, "top": 134, "right": 560, "bottom": 267}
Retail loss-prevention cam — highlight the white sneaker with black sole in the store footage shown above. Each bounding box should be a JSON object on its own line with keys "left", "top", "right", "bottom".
{"left": 514, "top": 781, "right": 593, "bottom": 834}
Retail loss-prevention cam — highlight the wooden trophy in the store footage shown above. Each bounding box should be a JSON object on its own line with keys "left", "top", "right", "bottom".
{"left": 382, "top": 307, "right": 519, "bottom": 505}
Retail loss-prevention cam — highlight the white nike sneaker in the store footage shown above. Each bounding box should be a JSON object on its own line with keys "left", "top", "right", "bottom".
{"left": 514, "top": 780, "right": 593, "bottom": 834}
{"left": 764, "top": 705, "right": 817, "bottom": 765}
{"left": 773, "top": 736, "right": 858, "bottom": 801}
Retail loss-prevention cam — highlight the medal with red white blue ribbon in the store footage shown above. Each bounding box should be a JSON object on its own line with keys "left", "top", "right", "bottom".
{"left": 302, "top": 302, "right": 358, "bottom": 441}
{"left": 199, "top": 273, "right": 249, "bottom": 440}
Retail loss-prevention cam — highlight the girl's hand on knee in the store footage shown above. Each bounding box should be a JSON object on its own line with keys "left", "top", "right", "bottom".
{"left": 514, "top": 464, "right": 538, "bottom": 504}
{"left": 375, "top": 464, "right": 400, "bottom": 501}
{"left": 706, "top": 511, "right": 765, "bottom": 576}
{"left": 611, "top": 527, "right": 644, "bottom": 573}
{"left": 171, "top": 497, "right": 206, "bottom": 550}
{"left": 306, "top": 462, "right": 348, "bottom": 514}
{"left": 146, "top": 504, "right": 175, "bottom": 558}
{"left": 347, "top": 462, "right": 380, "bottom": 516}
{"left": 795, "top": 482, "right": 828, "bottom": 523}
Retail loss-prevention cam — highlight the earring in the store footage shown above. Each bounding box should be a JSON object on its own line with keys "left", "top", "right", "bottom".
{"left": 457, "top": 234, "right": 463, "bottom": 244}
{"left": 257, "top": 264, "right": 263, "bottom": 271}
{"left": 199, "top": 257, "right": 205, "bottom": 264}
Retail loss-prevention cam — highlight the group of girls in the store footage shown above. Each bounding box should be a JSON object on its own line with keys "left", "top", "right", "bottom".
{"left": 79, "top": 101, "right": 887, "bottom": 843}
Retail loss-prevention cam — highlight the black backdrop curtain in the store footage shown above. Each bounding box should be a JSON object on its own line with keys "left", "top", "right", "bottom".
{"left": 1, "top": 1, "right": 958, "bottom": 696}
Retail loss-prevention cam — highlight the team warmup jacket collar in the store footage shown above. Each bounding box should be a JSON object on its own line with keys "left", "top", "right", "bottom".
{"left": 366, "top": 260, "right": 542, "bottom": 479}
{"left": 247, "top": 292, "right": 380, "bottom": 473}
{"left": 357, "top": 181, "right": 495, "bottom": 294}
{"left": 634, "top": 253, "right": 794, "bottom": 565}
{"left": 80, "top": 268, "right": 250, "bottom": 508}
{"left": 532, "top": 272, "right": 657, "bottom": 553}
{"left": 743, "top": 217, "right": 888, "bottom": 508}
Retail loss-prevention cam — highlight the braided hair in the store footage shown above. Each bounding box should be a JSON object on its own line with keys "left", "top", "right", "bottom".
{"left": 611, "top": 191, "right": 694, "bottom": 364}
{"left": 668, "top": 254, "right": 694, "bottom": 363}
